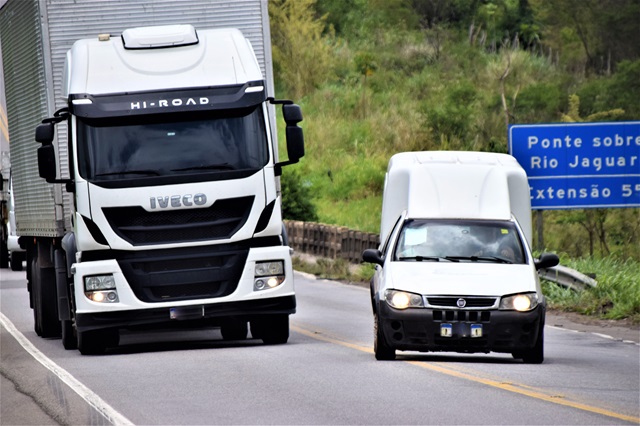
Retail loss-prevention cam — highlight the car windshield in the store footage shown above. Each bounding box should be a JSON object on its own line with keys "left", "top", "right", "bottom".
{"left": 76, "top": 106, "right": 268, "bottom": 181}
{"left": 394, "top": 219, "right": 526, "bottom": 264}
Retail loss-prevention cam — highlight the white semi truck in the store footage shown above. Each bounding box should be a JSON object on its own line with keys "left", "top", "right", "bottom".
{"left": 0, "top": 0, "right": 304, "bottom": 354}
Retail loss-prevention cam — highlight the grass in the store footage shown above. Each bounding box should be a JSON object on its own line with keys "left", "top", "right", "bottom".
{"left": 541, "top": 256, "right": 640, "bottom": 323}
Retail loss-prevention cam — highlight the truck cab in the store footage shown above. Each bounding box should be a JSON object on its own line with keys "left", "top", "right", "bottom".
{"left": 34, "top": 24, "right": 304, "bottom": 354}
{"left": 363, "top": 151, "right": 559, "bottom": 362}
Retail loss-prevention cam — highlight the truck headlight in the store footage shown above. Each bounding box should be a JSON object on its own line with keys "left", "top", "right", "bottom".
{"left": 84, "top": 274, "right": 119, "bottom": 303}
{"left": 499, "top": 292, "right": 538, "bottom": 312}
{"left": 254, "top": 260, "right": 285, "bottom": 291}
{"left": 385, "top": 289, "right": 424, "bottom": 310}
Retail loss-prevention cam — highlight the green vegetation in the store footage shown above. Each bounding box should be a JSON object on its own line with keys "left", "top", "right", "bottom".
{"left": 272, "top": 0, "right": 640, "bottom": 321}
{"left": 542, "top": 256, "right": 640, "bottom": 323}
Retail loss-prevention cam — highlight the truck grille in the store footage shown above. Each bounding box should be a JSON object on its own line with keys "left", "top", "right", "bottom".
{"left": 117, "top": 245, "right": 249, "bottom": 303}
{"left": 103, "top": 196, "right": 254, "bottom": 245}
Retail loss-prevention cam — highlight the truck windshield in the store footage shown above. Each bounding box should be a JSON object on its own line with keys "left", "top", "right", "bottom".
{"left": 76, "top": 106, "right": 268, "bottom": 182}
{"left": 394, "top": 219, "right": 526, "bottom": 264}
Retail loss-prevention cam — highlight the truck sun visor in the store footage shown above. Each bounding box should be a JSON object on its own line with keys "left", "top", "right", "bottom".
{"left": 122, "top": 24, "right": 199, "bottom": 49}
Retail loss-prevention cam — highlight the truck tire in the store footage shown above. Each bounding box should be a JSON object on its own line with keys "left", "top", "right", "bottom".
{"left": 251, "top": 315, "right": 289, "bottom": 344}
{"left": 77, "top": 329, "right": 119, "bottom": 355}
{"left": 33, "top": 258, "right": 62, "bottom": 338}
{"left": 0, "top": 233, "right": 8, "bottom": 269}
{"left": 374, "top": 313, "right": 395, "bottom": 360}
{"left": 10, "top": 252, "right": 24, "bottom": 271}
{"left": 221, "top": 319, "right": 248, "bottom": 341}
{"left": 62, "top": 320, "right": 77, "bottom": 350}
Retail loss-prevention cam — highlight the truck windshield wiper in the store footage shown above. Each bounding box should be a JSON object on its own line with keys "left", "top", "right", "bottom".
{"left": 171, "top": 163, "right": 234, "bottom": 172}
{"left": 95, "top": 169, "right": 161, "bottom": 177}
{"left": 444, "top": 256, "right": 513, "bottom": 264}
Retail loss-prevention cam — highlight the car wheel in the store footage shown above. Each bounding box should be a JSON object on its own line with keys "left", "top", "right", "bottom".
{"left": 522, "top": 326, "right": 544, "bottom": 364}
{"left": 374, "top": 313, "right": 395, "bottom": 360}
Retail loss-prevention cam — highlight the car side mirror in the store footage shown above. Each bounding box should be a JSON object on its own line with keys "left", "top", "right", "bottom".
{"left": 535, "top": 253, "right": 560, "bottom": 270}
{"left": 362, "top": 248, "right": 384, "bottom": 266}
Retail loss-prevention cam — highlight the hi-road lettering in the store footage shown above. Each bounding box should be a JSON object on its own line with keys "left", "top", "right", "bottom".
{"left": 149, "top": 193, "right": 207, "bottom": 209}
{"left": 131, "top": 97, "right": 210, "bottom": 110}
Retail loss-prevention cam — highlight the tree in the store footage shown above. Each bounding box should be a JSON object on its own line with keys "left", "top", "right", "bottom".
{"left": 270, "top": 0, "right": 334, "bottom": 99}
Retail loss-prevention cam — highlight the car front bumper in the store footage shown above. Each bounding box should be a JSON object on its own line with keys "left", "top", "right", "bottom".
{"left": 378, "top": 302, "right": 545, "bottom": 354}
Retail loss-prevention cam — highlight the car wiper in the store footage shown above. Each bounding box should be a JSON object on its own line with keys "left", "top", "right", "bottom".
{"left": 171, "top": 163, "right": 234, "bottom": 172}
{"left": 95, "top": 169, "right": 161, "bottom": 177}
{"left": 444, "top": 256, "right": 513, "bottom": 264}
{"left": 398, "top": 256, "right": 441, "bottom": 262}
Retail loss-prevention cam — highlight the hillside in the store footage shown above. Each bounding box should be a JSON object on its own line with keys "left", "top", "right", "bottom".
{"left": 270, "top": 0, "right": 640, "bottom": 261}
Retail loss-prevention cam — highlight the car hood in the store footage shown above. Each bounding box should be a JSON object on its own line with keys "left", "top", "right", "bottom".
{"left": 384, "top": 261, "right": 539, "bottom": 296}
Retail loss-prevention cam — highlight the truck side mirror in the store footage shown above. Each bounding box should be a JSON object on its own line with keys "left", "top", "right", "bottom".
{"left": 35, "top": 123, "right": 55, "bottom": 144}
{"left": 283, "top": 104, "right": 304, "bottom": 163}
{"left": 283, "top": 104, "right": 303, "bottom": 124}
{"left": 37, "top": 144, "right": 57, "bottom": 181}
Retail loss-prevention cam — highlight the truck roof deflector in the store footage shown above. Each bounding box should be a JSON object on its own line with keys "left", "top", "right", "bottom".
{"left": 122, "top": 24, "right": 199, "bottom": 49}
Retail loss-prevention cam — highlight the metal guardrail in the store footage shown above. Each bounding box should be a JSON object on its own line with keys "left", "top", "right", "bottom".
{"left": 538, "top": 264, "right": 597, "bottom": 290}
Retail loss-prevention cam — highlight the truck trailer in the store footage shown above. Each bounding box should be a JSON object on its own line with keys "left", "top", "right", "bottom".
{"left": 363, "top": 151, "right": 559, "bottom": 362}
{"left": 0, "top": 0, "right": 304, "bottom": 354}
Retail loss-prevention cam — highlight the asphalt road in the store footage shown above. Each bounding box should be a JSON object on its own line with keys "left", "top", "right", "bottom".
{"left": 1, "top": 268, "right": 639, "bottom": 425}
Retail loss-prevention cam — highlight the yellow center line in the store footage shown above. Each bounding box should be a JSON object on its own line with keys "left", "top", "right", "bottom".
{"left": 292, "top": 324, "right": 640, "bottom": 424}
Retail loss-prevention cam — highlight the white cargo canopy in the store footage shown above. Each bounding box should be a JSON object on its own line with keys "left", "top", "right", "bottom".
{"left": 64, "top": 25, "right": 263, "bottom": 96}
{"left": 381, "top": 151, "right": 533, "bottom": 246}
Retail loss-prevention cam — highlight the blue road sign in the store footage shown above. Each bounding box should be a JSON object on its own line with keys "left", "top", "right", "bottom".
{"left": 509, "top": 121, "right": 640, "bottom": 210}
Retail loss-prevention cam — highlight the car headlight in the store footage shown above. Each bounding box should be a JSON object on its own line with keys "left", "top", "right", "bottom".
{"left": 254, "top": 260, "right": 285, "bottom": 291}
{"left": 385, "top": 289, "right": 424, "bottom": 310}
{"left": 499, "top": 292, "right": 538, "bottom": 312}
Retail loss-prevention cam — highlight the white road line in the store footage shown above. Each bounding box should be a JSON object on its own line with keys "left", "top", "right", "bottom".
{"left": 548, "top": 325, "right": 640, "bottom": 346}
{"left": 0, "top": 312, "right": 135, "bottom": 426}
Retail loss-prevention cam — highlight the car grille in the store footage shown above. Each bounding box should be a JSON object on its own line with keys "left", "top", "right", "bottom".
{"left": 103, "top": 196, "right": 254, "bottom": 245}
{"left": 426, "top": 296, "right": 497, "bottom": 309}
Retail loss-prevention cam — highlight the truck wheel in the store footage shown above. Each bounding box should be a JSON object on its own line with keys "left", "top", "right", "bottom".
{"left": 61, "top": 320, "right": 77, "bottom": 350}
{"left": 374, "top": 313, "right": 395, "bottom": 360}
{"left": 521, "top": 327, "right": 544, "bottom": 364}
{"left": 221, "top": 319, "right": 248, "bottom": 341}
{"left": 252, "top": 315, "right": 289, "bottom": 344}
{"left": 0, "top": 235, "right": 8, "bottom": 269}
{"left": 10, "top": 252, "right": 24, "bottom": 271}
{"left": 77, "top": 329, "right": 119, "bottom": 355}
{"left": 33, "top": 258, "right": 61, "bottom": 338}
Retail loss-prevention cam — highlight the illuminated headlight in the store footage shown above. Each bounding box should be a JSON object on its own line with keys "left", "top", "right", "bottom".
{"left": 254, "top": 261, "right": 285, "bottom": 291}
{"left": 499, "top": 293, "right": 538, "bottom": 312}
{"left": 385, "top": 289, "right": 424, "bottom": 310}
{"left": 84, "top": 274, "right": 119, "bottom": 303}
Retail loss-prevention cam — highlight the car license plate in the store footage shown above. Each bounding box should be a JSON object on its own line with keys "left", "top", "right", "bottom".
{"left": 471, "top": 324, "right": 483, "bottom": 338}
{"left": 440, "top": 323, "right": 453, "bottom": 337}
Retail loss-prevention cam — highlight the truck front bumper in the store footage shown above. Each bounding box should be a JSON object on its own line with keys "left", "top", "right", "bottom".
{"left": 378, "top": 302, "right": 545, "bottom": 354}
{"left": 76, "top": 295, "right": 295, "bottom": 333}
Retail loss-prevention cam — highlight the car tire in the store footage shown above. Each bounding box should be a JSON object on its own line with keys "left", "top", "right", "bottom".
{"left": 521, "top": 326, "right": 544, "bottom": 364}
{"left": 374, "top": 313, "right": 395, "bottom": 360}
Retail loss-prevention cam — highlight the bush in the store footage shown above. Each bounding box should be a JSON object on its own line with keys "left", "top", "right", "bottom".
{"left": 280, "top": 168, "right": 318, "bottom": 222}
